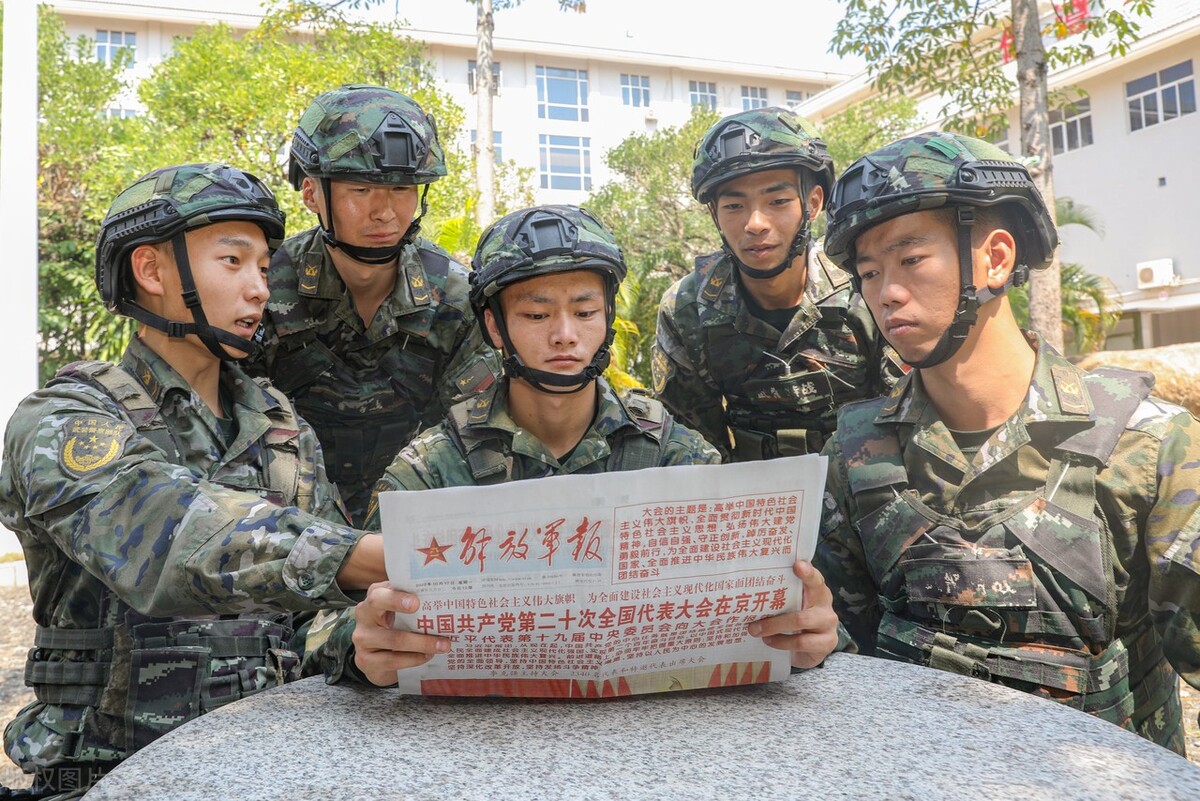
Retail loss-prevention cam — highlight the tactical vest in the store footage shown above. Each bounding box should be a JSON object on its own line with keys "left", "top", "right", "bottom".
{"left": 265, "top": 241, "right": 482, "bottom": 522}
{"left": 446, "top": 391, "right": 675, "bottom": 484}
{"left": 21, "top": 363, "right": 305, "bottom": 763}
{"left": 694, "top": 255, "right": 873, "bottom": 460}
{"left": 840, "top": 368, "right": 1185, "bottom": 754}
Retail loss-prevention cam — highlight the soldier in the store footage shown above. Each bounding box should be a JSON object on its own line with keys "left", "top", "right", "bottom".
{"left": 249, "top": 85, "right": 499, "bottom": 526}
{"left": 0, "top": 164, "right": 386, "bottom": 799}
{"left": 302, "top": 205, "right": 840, "bottom": 686}
{"left": 816, "top": 132, "right": 1200, "bottom": 752}
{"left": 652, "top": 107, "right": 903, "bottom": 462}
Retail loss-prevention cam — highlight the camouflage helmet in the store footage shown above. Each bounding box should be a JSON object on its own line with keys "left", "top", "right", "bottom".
{"left": 96, "top": 163, "right": 285, "bottom": 312}
{"left": 469, "top": 205, "right": 627, "bottom": 316}
{"left": 691, "top": 107, "right": 835, "bottom": 204}
{"left": 824, "top": 131, "right": 1058, "bottom": 272}
{"left": 287, "top": 84, "right": 446, "bottom": 190}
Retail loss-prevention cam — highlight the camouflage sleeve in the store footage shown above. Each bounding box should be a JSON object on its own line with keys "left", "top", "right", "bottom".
{"left": 0, "top": 384, "right": 361, "bottom": 618}
{"left": 309, "top": 426, "right": 467, "bottom": 684}
{"left": 298, "top": 413, "right": 353, "bottom": 527}
{"left": 812, "top": 434, "right": 881, "bottom": 654}
{"left": 1139, "top": 405, "right": 1200, "bottom": 709}
{"left": 661, "top": 420, "right": 723, "bottom": 466}
{"left": 430, "top": 260, "right": 501, "bottom": 418}
{"left": 652, "top": 281, "right": 733, "bottom": 460}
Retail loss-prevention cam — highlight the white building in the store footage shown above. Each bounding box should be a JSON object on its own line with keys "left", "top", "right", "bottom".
{"left": 798, "top": 0, "right": 1200, "bottom": 350}
{"left": 51, "top": 0, "right": 846, "bottom": 204}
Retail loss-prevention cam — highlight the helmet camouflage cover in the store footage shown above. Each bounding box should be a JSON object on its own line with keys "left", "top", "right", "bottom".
{"left": 288, "top": 84, "right": 447, "bottom": 189}
{"left": 691, "top": 107, "right": 835, "bottom": 204}
{"left": 824, "top": 131, "right": 1058, "bottom": 272}
{"left": 469, "top": 205, "right": 627, "bottom": 315}
{"left": 96, "top": 163, "right": 286, "bottom": 311}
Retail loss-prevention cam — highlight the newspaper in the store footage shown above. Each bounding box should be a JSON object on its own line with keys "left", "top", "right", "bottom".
{"left": 378, "top": 454, "right": 826, "bottom": 697}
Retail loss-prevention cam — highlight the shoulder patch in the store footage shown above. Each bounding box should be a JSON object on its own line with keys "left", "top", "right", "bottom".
{"left": 58, "top": 415, "right": 132, "bottom": 477}
{"left": 651, "top": 347, "right": 673, "bottom": 395}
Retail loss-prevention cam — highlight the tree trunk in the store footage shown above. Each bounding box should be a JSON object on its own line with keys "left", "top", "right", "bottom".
{"left": 1011, "top": 0, "right": 1062, "bottom": 351}
{"left": 475, "top": 0, "right": 497, "bottom": 229}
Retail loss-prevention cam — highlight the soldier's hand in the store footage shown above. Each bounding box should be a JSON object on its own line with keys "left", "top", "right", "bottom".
{"left": 351, "top": 581, "right": 450, "bottom": 687}
{"left": 746, "top": 560, "right": 840, "bottom": 669}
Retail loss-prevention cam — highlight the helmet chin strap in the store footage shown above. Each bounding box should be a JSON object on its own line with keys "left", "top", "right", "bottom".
{"left": 486, "top": 297, "right": 613, "bottom": 396}
{"left": 708, "top": 190, "right": 811, "bottom": 282}
{"left": 317, "top": 178, "right": 428, "bottom": 265}
{"left": 123, "top": 231, "right": 262, "bottom": 361}
{"left": 901, "top": 207, "right": 1011, "bottom": 370}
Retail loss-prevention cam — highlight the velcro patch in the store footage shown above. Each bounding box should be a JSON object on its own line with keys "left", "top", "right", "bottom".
{"left": 58, "top": 416, "right": 133, "bottom": 477}
{"left": 651, "top": 348, "right": 673, "bottom": 396}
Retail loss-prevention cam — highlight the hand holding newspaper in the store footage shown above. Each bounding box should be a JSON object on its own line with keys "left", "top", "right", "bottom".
{"left": 378, "top": 455, "right": 826, "bottom": 697}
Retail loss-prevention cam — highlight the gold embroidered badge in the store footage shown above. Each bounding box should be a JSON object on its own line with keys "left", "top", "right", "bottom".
{"left": 59, "top": 417, "right": 131, "bottom": 477}
{"left": 651, "top": 348, "right": 672, "bottom": 395}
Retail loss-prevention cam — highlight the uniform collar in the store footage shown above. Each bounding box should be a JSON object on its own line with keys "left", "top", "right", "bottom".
{"left": 120, "top": 336, "right": 280, "bottom": 417}
{"left": 460, "top": 378, "right": 635, "bottom": 465}
{"left": 296, "top": 227, "right": 432, "bottom": 313}
{"left": 872, "top": 332, "right": 1093, "bottom": 479}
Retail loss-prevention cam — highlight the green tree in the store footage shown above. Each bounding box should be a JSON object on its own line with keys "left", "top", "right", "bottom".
{"left": 831, "top": 0, "right": 1153, "bottom": 352}
{"left": 31, "top": 1, "right": 496, "bottom": 379}
{"left": 35, "top": 8, "right": 133, "bottom": 378}
{"left": 585, "top": 106, "right": 721, "bottom": 387}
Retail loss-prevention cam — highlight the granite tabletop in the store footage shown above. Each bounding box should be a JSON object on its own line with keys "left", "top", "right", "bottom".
{"left": 84, "top": 652, "right": 1200, "bottom": 800}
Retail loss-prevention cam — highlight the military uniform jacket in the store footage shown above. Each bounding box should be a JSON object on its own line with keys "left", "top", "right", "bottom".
{"left": 302, "top": 378, "right": 721, "bottom": 683}
{"left": 249, "top": 227, "right": 499, "bottom": 525}
{"left": 652, "top": 244, "right": 902, "bottom": 461}
{"left": 0, "top": 337, "right": 361, "bottom": 775}
{"left": 815, "top": 337, "right": 1200, "bottom": 745}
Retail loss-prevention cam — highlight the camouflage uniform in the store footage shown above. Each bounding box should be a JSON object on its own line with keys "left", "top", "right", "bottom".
{"left": 0, "top": 337, "right": 362, "bottom": 793}
{"left": 301, "top": 378, "right": 720, "bottom": 682}
{"left": 302, "top": 204, "right": 721, "bottom": 684}
{"left": 248, "top": 85, "right": 500, "bottom": 527}
{"left": 252, "top": 230, "right": 498, "bottom": 526}
{"left": 817, "top": 339, "right": 1200, "bottom": 753}
{"left": 653, "top": 107, "right": 902, "bottom": 462}
{"left": 818, "top": 134, "right": 1200, "bottom": 752}
{"left": 654, "top": 246, "right": 901, "bottom": 462}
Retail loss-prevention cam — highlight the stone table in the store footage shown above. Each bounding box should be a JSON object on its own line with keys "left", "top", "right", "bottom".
{"left": 85, "top": 653, "right": 1200, "bottom": 800}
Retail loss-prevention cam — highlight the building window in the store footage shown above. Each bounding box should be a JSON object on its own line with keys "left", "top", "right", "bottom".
{"left": 96, "top": 30, "right": 136, "bottom": 67}
{"left": 621, "top": 74, "right": 651, "bottom": 107}
{"left": 785, "top": 89, "right": 810, "bottom": 109}
{"left": 1049, "top": 96, "right": 1094, "bottom": 154}
{"left": 107, "top": 108, "right": 139, "bottom": 120}
{"left": 538, "top": 134, "right": 592, "bottom": 191}
{"left": 470, "top": 129, "right": 503, "bottom": 162}
{"left": 537, "top": 66, "right": 589, "bottom": 122}
{"left": 689, "top": 80, "right": 718, "bottom": 110}
{"left": 1127, "top": 60, "right": 1195, "bottom": 131}
{"left": 741, "top": 86, "right": 768, "bottom": 110}
{"left": 467, "top": 59, "right": 502, "bottom": 94}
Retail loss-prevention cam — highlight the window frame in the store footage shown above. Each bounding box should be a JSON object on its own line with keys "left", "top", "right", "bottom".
{"left": 537, "top": 66, "right": 590, "bottom": 122}
{"left": 620, "top": 73, "right": 651, "bottom": 108}
{"left": 538, "top": 134, "right": 593, "bottom": 192}
{"left": 1127, "top": 59, "right": 1195, "bottom": 132}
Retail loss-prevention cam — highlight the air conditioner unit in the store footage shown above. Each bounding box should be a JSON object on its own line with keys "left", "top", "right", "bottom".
{"left": 1136, "top": 258, "right": 1177, "bottom": 290}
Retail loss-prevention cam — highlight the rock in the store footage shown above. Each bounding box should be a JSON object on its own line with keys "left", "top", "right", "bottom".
{"left": 1075, "top": 343, "right": 1200, "bottom": 417}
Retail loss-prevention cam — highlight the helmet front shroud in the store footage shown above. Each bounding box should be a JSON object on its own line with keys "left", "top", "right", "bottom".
{"left": 824, "top": 132, "right": 1058, "bottom": 369}
{"left": 289, "top": 84, "right": 446, "bottom": 264}
{"left": 96, "top": 163, "right": 286, "bottom": 360}
{"left": 691, "top": 107, "right": 835, "bottom": 280}
{"left": 470, "top": 205, "right": 627, "bottom": 394}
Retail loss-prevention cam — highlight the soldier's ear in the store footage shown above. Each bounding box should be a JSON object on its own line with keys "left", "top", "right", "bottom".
{"left": 807, "top": 183, "right": 824, "bottom": 218}
{"left": 129, "top": 243, "right": 170, "bottom": 300}
{"left": 978, "top": 227, "right": 1017, "bottom": 290}
{"left": 483, "top": 306, "right": 504, "bottom": 352}
{"left": 301, "top": 177, "right": 322, "bottom": 217}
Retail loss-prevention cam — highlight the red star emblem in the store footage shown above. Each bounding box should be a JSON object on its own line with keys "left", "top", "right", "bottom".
{"left": 417, "top": 536, "right": 452, "bottom": 565}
